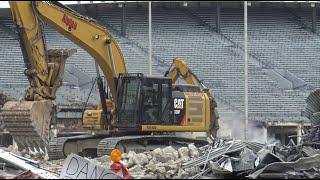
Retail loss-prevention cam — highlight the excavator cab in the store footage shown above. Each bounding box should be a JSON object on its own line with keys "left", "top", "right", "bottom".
{"left": 115, "top": 73, "right": 173, "bottom": 131}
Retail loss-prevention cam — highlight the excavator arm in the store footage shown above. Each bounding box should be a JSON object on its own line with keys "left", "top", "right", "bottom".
{"left": 10, "top": 1, "right": 127, "bottom": 100}
{"left": 34, "top": 1, "right": 127, "bottom": 99}
{"left": 165, "top": 58, "right": 208, "bottom": 90}
{"left": 9, "top": 2, "right": 78, "bottom": 101}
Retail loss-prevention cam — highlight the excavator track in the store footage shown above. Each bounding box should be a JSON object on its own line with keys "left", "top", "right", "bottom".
{"left": 46, "top": 134, "right": 209, "bottom": 159}
{"left": 48, "top": 134, "right": 108, "bottom": 160}
{"left": 0, "top": 101, "right": 54, "bottom": 152}
{"left": 97, "top": 137, "right": 123, "bottom": 157}
{"left": 47, "top": 137, "right": 69, "bottom": 160}
{"left": 42, "top": 134, "right": 209, "bottom": 159}
{"left": 97, "top": 135, "right": 208, "bottom": 157}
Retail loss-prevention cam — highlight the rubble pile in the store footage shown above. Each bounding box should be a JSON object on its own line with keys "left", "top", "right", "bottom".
{"left": 0, "top": 138, "right": 320, "bottom": 179}
{"left": 118, "top": 144, "right": 201, "bottom": 179}
{"left": 6, "top": 145, "right": 48, "bottom": 161}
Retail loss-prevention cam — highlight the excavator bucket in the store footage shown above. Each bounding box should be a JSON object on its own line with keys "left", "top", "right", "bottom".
{"left": 0, "top": 49, "right": 75, "bottom": 152}
{"left": 0, "top": 100, "right": 54, "bottom": 152}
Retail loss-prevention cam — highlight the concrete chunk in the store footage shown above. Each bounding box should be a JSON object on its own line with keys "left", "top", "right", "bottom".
{"left": 178, "top": 147, "right": 190, "bottom": 161}
{"left": 163, "top": 146, "right": 179, "bottom": 161}
{"left": 133, "top": 153, "right": 149, "bottom": 166}
{"left": 188, "top": 144, "right": 199, "bottom": 158}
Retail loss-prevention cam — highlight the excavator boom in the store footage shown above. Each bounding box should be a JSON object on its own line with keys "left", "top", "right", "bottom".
{"left": 9, "top": 2, "right": 76, "bottom": 100}
{"left": 34, "top": 1, "right": 127, "bottom": 99}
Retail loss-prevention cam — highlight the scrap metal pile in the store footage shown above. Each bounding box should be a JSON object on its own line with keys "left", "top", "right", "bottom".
{"left": 304, "top": 89, "right": 320, "bottom": 144}
{"left": 193, "top": 139, "right": 320, "bottom": 179}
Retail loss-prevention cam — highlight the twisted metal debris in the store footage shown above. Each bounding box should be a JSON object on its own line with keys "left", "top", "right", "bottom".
{"left": 182, "top": 140, "right": 265, "bottom": 169}
{"left": 305, "top": 89, "right": 320, "bottom": 125}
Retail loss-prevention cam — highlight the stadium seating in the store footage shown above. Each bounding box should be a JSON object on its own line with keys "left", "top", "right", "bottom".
{"left": 195, "top": 7, "right": 320, "bottom": 89}
{"left": 0, "top": 17, "right": 28, "bottom": 85}
{"left": 96, "top": 7, "right": 312, "bottom": 121}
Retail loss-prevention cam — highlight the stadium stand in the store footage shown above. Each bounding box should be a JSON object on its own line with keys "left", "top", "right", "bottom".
{"left": 96, "top": 7, "right": 312, "bottom": 121}
{"left": 194, "top": 7, "right": 320, "bottom": 89}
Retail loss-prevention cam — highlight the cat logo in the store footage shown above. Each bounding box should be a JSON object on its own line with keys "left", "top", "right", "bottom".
{"left": 174, "top": 98, "right": 184, "bottom": 109}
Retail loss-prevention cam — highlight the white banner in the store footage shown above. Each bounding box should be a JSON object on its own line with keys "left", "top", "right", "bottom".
{"left": 60, "top": 154, "right": 123, "bottom": 179}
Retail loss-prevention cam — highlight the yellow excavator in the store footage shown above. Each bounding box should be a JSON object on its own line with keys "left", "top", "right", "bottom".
{"left": 0, "top": 1, "right": 219, "bottom": 159}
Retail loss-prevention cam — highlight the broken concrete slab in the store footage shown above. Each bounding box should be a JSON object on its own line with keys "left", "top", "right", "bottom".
{"left": 145, "top": 159, "right": 157, "bottom": 173}
{"left": 128, "top": 165, "right": 145, "bottom": 178}
{"left": 178, "top": 147, "right": 190, "bottom": 162}
{"left": 151, "top": 148, "right": 164, "bottom": 162}
{"left": 162, "top": 146, "right": 179, "bottom": 162}
{"left": 172, "top": 168, "right": 188, "bottom": 179}
{"left": 142, "top": 172, "right": 157, "bottom": 179}
{"left": 132, "top": 153, "right": 149, "bottom": 166}
{"left": 127, "top": 154, "right": 135, "bottom": 168}
{"left": 232, "top": 147, "right": 257, "bottom": 172}
{"left": 188, "top": 144, "right": 199, "bottom": 158}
